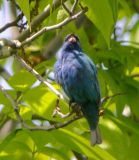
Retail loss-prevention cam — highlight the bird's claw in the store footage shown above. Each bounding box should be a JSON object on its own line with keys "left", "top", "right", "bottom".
{"left": 69, "top": 102, "right": 82, "bottom": 116}
{"left": 53, "top": 107, "right": 72, "bottom": 118}
{"left": 52, "top": 106, "right": 61, "bottom": 117}
{"left": 53, "top": 98, "right": 73, "bottom": 118}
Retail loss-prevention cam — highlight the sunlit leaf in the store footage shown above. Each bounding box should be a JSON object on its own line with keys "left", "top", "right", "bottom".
{"left": 50, "top": 129, "right": 116, "bottom": 160}
{"left": 8, "top": 69, "right": 36, "bottom": 91}
{"left": 23, "top": 84, "right": 69, "bottom": 121}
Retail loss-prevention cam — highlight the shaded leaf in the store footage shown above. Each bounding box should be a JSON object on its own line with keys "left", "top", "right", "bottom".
{"left": 84, "top": 0, "right": 115, "bottom": 47}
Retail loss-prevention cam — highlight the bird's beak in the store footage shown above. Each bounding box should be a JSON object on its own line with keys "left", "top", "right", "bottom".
{"left": 68, "top": 36, "right": 76, "bottom": 43}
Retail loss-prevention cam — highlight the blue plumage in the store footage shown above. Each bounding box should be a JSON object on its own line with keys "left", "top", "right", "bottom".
{"left": 54, "top": 34, "right": 102, "bottom": 145}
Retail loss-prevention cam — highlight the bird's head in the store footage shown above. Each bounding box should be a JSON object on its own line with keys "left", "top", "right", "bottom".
{"left": 63, "top": 34, "right": 82, "bottom": 51}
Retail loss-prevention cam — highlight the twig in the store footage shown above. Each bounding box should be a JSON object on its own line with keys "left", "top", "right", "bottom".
{"left": 62, "top": 1, "right": 72, "bottom": 15}
{"left": 0, "top": 39, "right": 21, "bottom": 59}
{"left": 0, "top": 38, "right": 21, "bottom": 49}
{"left": 23, "top": 115, "right": 83, "bottom": 131}
{"left": 71, "top": 0, "right": 79, "bottom": 13}
{"left": 0, "top": 7, "right": 87, "bottom": 59}
{"left": 119, "top": 40, "right": 139, "bottom": 46}
{"left": 130, "top": 73, "right": 139, "bottom": 78}
{"left": 0, "top": 85, "right": 82, "bottom": 132}
{"left": 17, "top": 0, "right": 67, "bottom": 42}
{"left": 101, "top": 92, "right": 126, "bottom": 105}
{"left": 21, "top": 8, "right": 87, "bottom": 46}
{"left": 0, "top": 86, "right": 125, "bottom": 132}
{"left": 0, "top": 85, "right": 23, "bottom": 124}
{"left": 0, "top": 66, "right": 11, "bottom": 80}
{"left": 0, "top": 13, "right": 23, "bottom": 33}
{"left": 14, "top": 54, "right": 64, "bottom": 99}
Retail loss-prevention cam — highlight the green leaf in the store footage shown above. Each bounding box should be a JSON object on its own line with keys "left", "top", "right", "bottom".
{"left": 51, "top": 129, "right": 116, "bottom": 160}
{"left": 19, "top": 105, "right": 32, "bottom": 120}
{"left": 39, "top": 0, "right": 52, "bottom": 12}
{"left": 8, "top": 69, "right": 36, "bottom": 91}
{"left": 39, "top": 147, "right": 70, "bottom": 160}
{"left": 107, "top": 112, "right": 139, "bottom": 135}
{"left": 84, "top": 0, "right": 115, "bottom": 47}
{"left": 30, "top": 127, "right": 116, "bottom": 159}
{"left": 0, "top": 90, "right": 13, "bottom": 108}
{"left": 57, "top": 8, "right": 68, "bottom": 22}
{"left": 0, "top": 156, "right": 17, "bottom": 160}
{"left": 0, "top": 130, "right": 17, "bottom": 150}
{"left": 119, "top": 0, "right": 131, "bottom": 15}
{"left": 30, "top": 131, "right": 71, "bottom": 159}
{"left": 23, "top": 84, "right": 69, "bottom": 121}
{"left": 125, "top": 133, "right": 139, "bottom": 160}
{"left": 23, "top": 85, "right": 56, "bottom": 119}
{"left": 0, "top": 130, "right": 33, "bottom": 160}
{"left": 34, "top": 153, "right": 49, "bottom": 160}
{"left": 100, "top": 115, "right": 129, "bottom": 160}
{"left": 0, "top": 90, "right": 16, "bottom": 117}
{"left": 16, "top": 0, "right": 30, "bottom": 27}
{"left": 108, "top": 0, "right": 118, "bottom": 22}
{"left": 0, "top": 0, "right": 3, "bottom": 8}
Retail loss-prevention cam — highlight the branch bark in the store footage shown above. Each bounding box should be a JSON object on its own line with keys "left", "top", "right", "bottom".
{"left": 14, "top": 54, "right": 64, "bottom": 99}
{"left": 23, "top": 115, "right": 82, "bottom": 131}
{"left": 0, "top": 13, "right": 23, "bottom": 33}
{"left": 100, "top": 92, "right": 126, "bottom": 106}
{"left": 130, "top": 73, "right": 139, "bottom": 78}
{"left": 17, "top": 0, "right": 67, "bottom": 42}
{"left": 21, "top": 8, "right": 87, "bottom": 46}
{"left": 0, "top": 85, "right": 82, "bottom": 132}
{"left": 0, "top": 84, "right": 125, "bottom": 132}
{"left": 62, "top": 0, "right": 72, "bottom": 15}
{"left": 0, "top": 8, "right": 87, "bottom": 59}
{"left": 71, "top": 0, "right": 79, "bottom": 13}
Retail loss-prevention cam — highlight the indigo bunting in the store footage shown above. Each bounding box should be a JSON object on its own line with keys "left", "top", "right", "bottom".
{"left": 54, "top": 34, "right": 102, "bottom": 145}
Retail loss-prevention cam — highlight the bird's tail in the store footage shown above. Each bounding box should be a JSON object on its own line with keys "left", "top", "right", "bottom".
{"left": 91, "top": 126, "right": 102, "bottom": 146}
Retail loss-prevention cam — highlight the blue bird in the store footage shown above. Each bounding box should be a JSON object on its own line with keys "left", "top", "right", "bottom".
{"left": 54, "top": 34, "right": 102, "bottom": 145}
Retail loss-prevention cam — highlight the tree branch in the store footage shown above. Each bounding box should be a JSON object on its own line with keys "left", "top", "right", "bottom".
{"left": 119, "top": 40, "right": 139, "bottom": 46}
{"left": 0, "top": 85, "right": 125, "bottom": 132}
{"left": 0, "top": 85, "right": 82, "bottom": 132}
{"left": 14, "top": 54, "right": 64, "bottom": 99}
{"left": 130, "top": 73, "right": 139, "bottom": 78}
{"left": 17, "top": 0, "right": 67, "bottom": 42}
{"left": 71, "top": 0, "right": 79, "bottom": 13}
{"left": 0, "top": 39, "right": 21, "bottom": 59}
{"left": 0, "top": 7, "right": 87, "bottom": 59}
{"left": 101, "top": 92, "right": 126, "bottom": 106}
{"left": 0, "top": 66, "right": 11, "bottom": 80}
{"left": 23, "top": 115, "right": 83, "bottom": 131}
{"left": 0, "top": 13, "right": 23, "bottom": 33}
{"left": 62, "top": 0, "right": 72, "bottom": 15}
{"left": 21, "top": 8, "right": 87, "bottom": 46}
{"left": 0, "top": 38, "right": 21, "bottom": 49}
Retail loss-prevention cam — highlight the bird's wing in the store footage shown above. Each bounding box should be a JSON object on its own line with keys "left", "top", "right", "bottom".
{"left": 54, "top": 60, "right": 63, "bottom": 85}
{"left": 62, "top": 51, "right": 100, "bottom": 104}
{"left": 80, "top": 53, "right": 101, "bottom": 104}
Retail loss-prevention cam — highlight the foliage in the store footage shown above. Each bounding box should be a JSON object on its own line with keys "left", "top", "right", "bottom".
{"left": 0, "top": 0, "right": 139, "bottom": 159}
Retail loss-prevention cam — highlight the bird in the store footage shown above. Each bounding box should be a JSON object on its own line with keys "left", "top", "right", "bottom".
{"left": 54, "top": 33, "right": 102, "bottom": 145}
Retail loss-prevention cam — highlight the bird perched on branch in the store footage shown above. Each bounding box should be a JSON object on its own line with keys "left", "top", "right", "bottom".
{"left": 54, "top": 34, "right": 102, "bottom": 145}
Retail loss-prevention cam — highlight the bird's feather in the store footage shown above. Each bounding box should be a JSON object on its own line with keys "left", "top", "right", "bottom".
{"left": 54, "top": 34, "right": 102, "bottom": 145}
